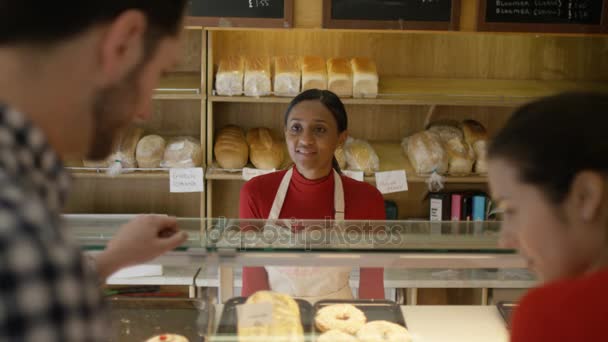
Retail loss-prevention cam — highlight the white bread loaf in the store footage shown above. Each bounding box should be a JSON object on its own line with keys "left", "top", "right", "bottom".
{"left": 327, "top": 57, "right": 353, "bottom": 97}
{"left": 161, "top": 137, "right": 202, "bottom": 168}
{"left": 136, "top": 135, "right": 166, "bottom": 168}
{"left": 301, "top": 56, "right": 327, "bottom": 91}
{"left": 106, "top": 126, "right": 144, "bottom": 168}
{"left": 274, "top": 56, "right": 301, "bottom": 97}
{"left": 344, "top": 137, "right": 379, "bottom": 174}
{"left": 216, "top": 56, "right": 244, "bottom": 96}
{"left": 244, "top": 56, "right": 272, "bottom": 97}
{"left": 351, "top": 57, "right": 378, "bottom": 98}
{"left": 246, "top": 128, "right": 284, "bottom": 170}
{"left": 427, "top": 121, "right": 464, "bottom": 141}
{"left": 461, "top": 120, "right": 489, "bottom": 174}
{"left": 238, "top": 291, "right": 303, "bottom": 342}
{"left": 404, "top": 131, "right": 448, "bottom": 174}
{"left": 214, "top": 125, "right": 249, "bottom": 169}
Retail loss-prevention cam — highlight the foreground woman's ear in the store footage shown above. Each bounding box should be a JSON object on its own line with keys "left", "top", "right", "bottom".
{"left": 567, "top": 171, "right": 606, "bottom": 224}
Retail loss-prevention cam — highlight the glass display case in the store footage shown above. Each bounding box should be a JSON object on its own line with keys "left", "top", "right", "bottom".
{"left": 67, "top": 214, "right": 528, "bottom": 341}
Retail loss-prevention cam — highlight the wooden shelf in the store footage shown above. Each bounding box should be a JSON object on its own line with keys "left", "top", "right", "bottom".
{"left": 206, "top": 142, "right": 488, "bottom": 185}
{"left": 69, "top": 169, "right": 170, "bottom": 180}
{"left": 154, "top": 72, "right": 202, "bottom": 100}
{"left": 209, "top": 78, "right": 608, "bottom": 107}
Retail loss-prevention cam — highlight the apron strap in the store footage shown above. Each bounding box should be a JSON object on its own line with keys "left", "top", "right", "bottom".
{"left": 333, "top": 169, "right": 345, "bottom": 221}
{"left": 268, "top": 168, "right": 293, "bottom": 220}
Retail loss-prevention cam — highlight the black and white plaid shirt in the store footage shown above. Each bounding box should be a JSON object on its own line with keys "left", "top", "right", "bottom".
{"left": 0, "top": 104, "right": 107, "bottom": 341}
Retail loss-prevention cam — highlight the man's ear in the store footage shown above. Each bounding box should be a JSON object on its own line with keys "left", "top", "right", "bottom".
{"left": 96, "top": 10, "right": 147, "bottom": 86}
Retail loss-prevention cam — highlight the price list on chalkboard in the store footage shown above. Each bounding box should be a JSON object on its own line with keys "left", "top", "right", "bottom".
{"left": 486, "top": 0, "right": 602, "bottom": 24}
{"left": 324, "top": 0, "right": 460, "bottom": 30}
{"left": 186, "top": 0, "right": 293, "bottom": 27}
{"left": 189, "top": 0, "right": 284, "bottom": 19}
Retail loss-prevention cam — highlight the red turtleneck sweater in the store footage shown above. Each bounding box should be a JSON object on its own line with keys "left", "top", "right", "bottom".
{"left": 510, "top": 267, "right": 608, "bottom": 341}
{"left": 239, "top": 168, "right": 386, "bottom": 299}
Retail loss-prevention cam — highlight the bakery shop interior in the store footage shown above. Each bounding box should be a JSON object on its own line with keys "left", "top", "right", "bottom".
{"left": 3, "top": 0, "right": 608, "bottom": 341}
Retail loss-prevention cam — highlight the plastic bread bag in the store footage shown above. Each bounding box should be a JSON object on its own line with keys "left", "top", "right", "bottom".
{"left": 343, "top": 137, "right": 380, "bottom": 175}
{"left": 161, "top": 136, "right": 203, "bottom": 168}
{"left": 425, "top": 170, "right": 445, "bottom": 192}
{"left": 105, "top": 126, "right": 144, "bottom": 176}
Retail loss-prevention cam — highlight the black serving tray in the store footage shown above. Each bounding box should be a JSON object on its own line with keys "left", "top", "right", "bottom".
{"left": 107, "top": 297, "right": 212, "bottom": 341}
{"left": 216, "top": 296, "right": 314, "bottom": 336}
{"left": 313, "top": 299, "right": 407, "bottom": 332}
{"left": 497, "top": 301, "right": 518, "bottom": 329}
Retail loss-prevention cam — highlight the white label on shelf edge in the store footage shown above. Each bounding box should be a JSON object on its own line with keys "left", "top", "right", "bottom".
{"left": 170, "top": 168, "right": 204, "bottom": 193}
{"left": 237, "top": 303, "right": 273, "bottom": 327}
{"left": 242, "top": 167, "right": 276, "bottom": 181}
{"left": 375, "top": 170, "right": 408, "bottom": 194}
{"left": 342, "top": 170, "right": 364, "bottom": 182}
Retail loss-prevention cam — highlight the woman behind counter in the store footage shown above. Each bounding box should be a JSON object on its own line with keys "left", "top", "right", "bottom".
{"left": 487, "top": 92, "right": 608, "bottom": 341}
{"left": 239, "top": 89, "right": 385, "bottom": 302}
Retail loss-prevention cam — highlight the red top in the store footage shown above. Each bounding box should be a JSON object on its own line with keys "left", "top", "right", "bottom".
{"left": 511, "top": 267, "right": 608, "bottom": 341}
{"left": 239, "top": 168, "right": 386, "bottom": 299}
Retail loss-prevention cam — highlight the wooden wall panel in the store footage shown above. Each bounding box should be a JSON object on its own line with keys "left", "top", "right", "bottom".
{"left": 210, "top": 30, "right": 608, "bottom": 81}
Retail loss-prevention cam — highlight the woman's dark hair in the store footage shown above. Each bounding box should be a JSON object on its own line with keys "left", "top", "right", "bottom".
{"left": 489, "top": 92, "right": 608, "bottom": 204}
{"left": 0, "top": 1, "right": 187, "bottom": 59}
{"left": 284, "top": 89, "right": 348, "bottom": 173}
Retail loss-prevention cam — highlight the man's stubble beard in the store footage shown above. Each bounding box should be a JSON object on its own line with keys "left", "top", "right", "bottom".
{"left": 87, "top": 66, "right": 143, "bottom": 160}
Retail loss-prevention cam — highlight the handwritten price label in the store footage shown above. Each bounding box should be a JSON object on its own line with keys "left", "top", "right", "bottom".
{"left": 169, "top": 168, "right": 204, "bottom": 193}
{"left": 375, "top": 170, "right": 408, "bottom": 194}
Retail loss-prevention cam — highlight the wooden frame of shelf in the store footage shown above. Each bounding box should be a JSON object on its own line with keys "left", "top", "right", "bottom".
{"left": 209, "top": 78, "right": 608, "bottom": 107}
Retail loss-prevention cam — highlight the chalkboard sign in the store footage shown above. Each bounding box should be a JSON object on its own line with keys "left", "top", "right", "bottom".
{"left": 478, "top": 0, "right": 608, "bottom": 33}
{"left": 186, "top": 0, "right": 294, "bottom": 28}
{"left": 323, "top": 0, "right": 461, "bottom": 30}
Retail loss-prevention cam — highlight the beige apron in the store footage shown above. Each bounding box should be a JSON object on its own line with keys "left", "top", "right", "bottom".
{"left": 265, "top": 168, "right": 353, "bottom": 302}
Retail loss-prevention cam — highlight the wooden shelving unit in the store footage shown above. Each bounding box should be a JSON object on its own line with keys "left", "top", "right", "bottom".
{"left": 204, "top": 27, "right": 607, "bottom": 218}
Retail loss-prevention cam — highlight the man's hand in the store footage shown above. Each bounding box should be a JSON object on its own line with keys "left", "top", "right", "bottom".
{"left": 95, "top": 215, "right": 188, "bottom": 280}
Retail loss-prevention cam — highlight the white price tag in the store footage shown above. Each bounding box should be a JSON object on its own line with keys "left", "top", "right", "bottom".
{"left": 342, "top": 170, "right": 364, "bottom": 182}
{"left": 169, "top": 168, "right": 204, "bottom": 193}
{"left": 375, "top": 170, "right": 408, "bottom": 194}
{"left": 242, "top": 167, "right": 276, "bottom": 181}
{"left": 237, "top": 303, "right": 273, "bottom": 328}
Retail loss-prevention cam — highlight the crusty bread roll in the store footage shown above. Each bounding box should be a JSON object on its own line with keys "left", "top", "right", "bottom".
{"left": 427, "top": 121, "right": 464, "bottom": 141}
{"left": 246, "top": 128, "right": 284, "bottom": 170}
{"left": 427, "top": 122, "right": 473, "bottom": 174}
{"left": 301, "top": 56, "right": 327, "bottom": 91}
{"left": 274, "top": 56, "right": 301, "bottom": 97}
{"left": 327, "top": 57, "right": 353, "bottom": 98}
{"left": 244, "top": 56, "right": 271, "bottom": 97}
{"left": 216, "top": 56, "right": 244, "bottom": 96}
{"left": 161, "top": 137, "right": 202, "bottom": 168}
{"left": 239, "top": 291, "right": 303, "bottom": 341}
{"left": 351, "top": 57, "right": 378, "bottom": 98}
{"left": 136, "top": 135, "right": 166, "bottom": 168}
{"left": 335, "top": 145, "right": 347, "bottom": 170}
{"left": 443, "top": 137, "right": 475, "bottom": 175}
{"left": 460, "top": 120, "right": 489, "bottom": 173}
{"left": 214, "top": 125, "right": 249, "bottom": 169}
{"left": 106, "top": 126, "right": 144, "bottom": 168}
{"left": 344, "top": 137, "right": 379, "bottom": 174}
{"left": 404, "top": 131, "right": 448, "bottom": 174}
